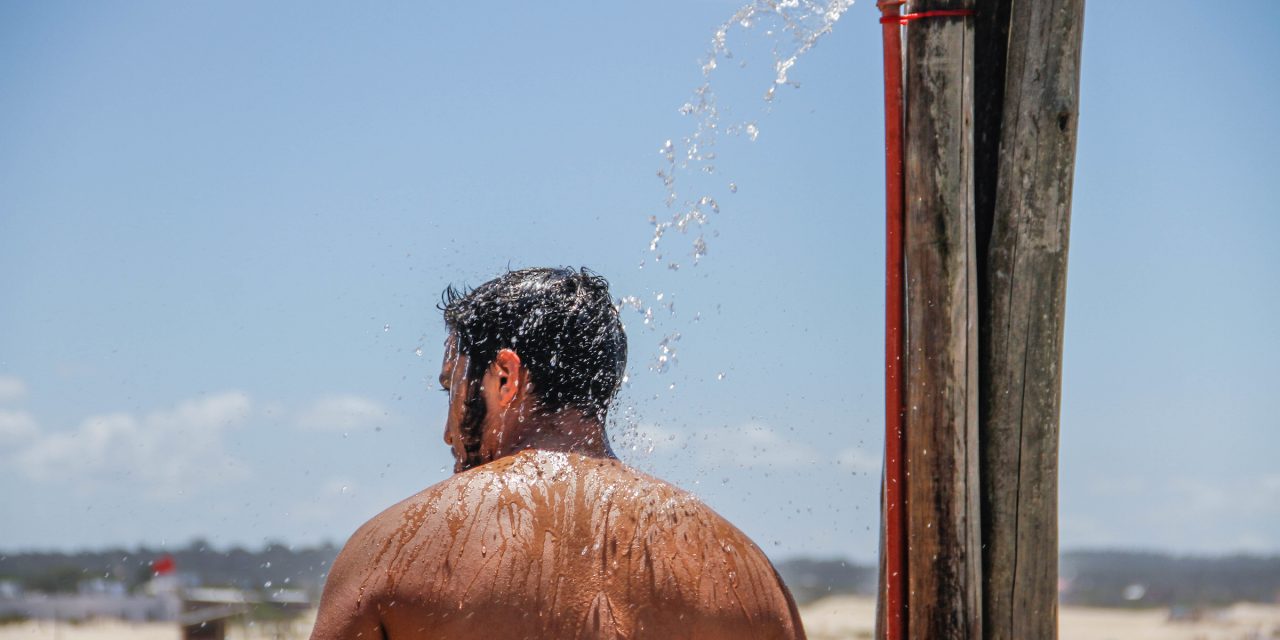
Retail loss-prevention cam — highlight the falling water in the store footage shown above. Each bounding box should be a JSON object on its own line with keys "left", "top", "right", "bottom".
{"left": 616, "top": 0, "right": 853, "bottom": 365}
{"left": 611, "top": 0, "right": 854, "bottom": 451}
{"left": 647, "top": 0, "right": 854, "bottom": 270}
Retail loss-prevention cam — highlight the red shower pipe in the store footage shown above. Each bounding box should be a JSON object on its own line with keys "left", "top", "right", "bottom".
{"left": 877, "top": 1, "right": 907, "bottom": 639}
{"left": 877, "top": 6, "right": 977, "bottom": 638}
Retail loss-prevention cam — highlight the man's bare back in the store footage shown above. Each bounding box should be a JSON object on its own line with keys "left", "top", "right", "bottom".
{"left": 312, "top": 450, "right": 803, "bottom": 639}
{"left": 311, "top": 268, "right": 806, "bottom": 638}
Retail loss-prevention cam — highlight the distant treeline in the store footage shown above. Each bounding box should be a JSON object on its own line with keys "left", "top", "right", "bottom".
{"left": 0, "top": 540, "right": 339, "bottom": 596}
{"left": 2, "top": 544, "right": 1277, "bottom": 608}
{"left": 1061, "top": 549, "right": 1280, "bottom": 608}
{"left": 774, "top": 557, "right": 877, "bottom": 604}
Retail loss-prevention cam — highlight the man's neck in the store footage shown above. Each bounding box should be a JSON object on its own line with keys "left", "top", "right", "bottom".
{"left": 503, "top": 409, "right": 614, "bottom": 460}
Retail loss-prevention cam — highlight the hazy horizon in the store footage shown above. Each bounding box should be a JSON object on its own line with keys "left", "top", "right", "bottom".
{"left": 2, "top": 1, "right": 1277, "bottom": 563}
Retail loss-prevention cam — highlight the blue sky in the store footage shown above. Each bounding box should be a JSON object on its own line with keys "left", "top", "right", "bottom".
{"left": 1, "top": 1, "right": 1276, "bottom": 562}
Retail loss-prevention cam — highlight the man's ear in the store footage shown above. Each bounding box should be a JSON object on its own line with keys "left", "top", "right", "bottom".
{"left": 488, "top": 349, "right": 523, "bottom": 409}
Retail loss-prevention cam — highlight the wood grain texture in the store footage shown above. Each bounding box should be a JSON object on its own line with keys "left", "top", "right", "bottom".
{"left": 977, "top": 0, "right": 1085, "bottom": 638}
{"left": 902, "top": 0, "right": 982, "bottom": 637}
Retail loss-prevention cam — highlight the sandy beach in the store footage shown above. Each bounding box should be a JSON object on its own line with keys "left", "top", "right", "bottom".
{"left": 796, "top": 596, "right": 1280, "bottom": 640}
{"left": 3, "top": 597, "right": 1279, "bottom": 639}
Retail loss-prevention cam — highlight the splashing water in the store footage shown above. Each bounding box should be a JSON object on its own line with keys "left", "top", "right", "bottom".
{"left": 612, "top": 0, "right": 853, "bottom": 455}
{"left": 648, "top": 0, "right": 854, "bottom": 267}
{"left": 620, "top": 0, "right": 852, "bottom": 374}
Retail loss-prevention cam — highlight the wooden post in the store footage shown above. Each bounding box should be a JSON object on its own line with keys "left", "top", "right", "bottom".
{"left": 902, "top": 0, "right": 982, "bottom": 636}
{"left": 976, "top": 0, "right": 1085, "bottom": 638}
{"left": 879, "top": 0, "right": 1083, "bottom": 635}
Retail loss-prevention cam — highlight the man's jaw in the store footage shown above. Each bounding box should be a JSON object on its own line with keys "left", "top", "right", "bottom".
{"left": 453, "top": 433, "right": 485, "bottom": 473}
{"left": 454, "top": 385, "right": 487, "bottom": 473}
{"left": 453, "top": 452, "right": 478, "bottom": 473}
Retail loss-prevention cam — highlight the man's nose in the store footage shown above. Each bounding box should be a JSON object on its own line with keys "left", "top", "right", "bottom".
{"left": 443, "top": 426, "right": 453, "bottom": 446}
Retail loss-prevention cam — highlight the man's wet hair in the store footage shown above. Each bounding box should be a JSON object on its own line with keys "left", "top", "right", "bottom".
{"left": 441, "top": 267, "right": 628, "bottom": 420}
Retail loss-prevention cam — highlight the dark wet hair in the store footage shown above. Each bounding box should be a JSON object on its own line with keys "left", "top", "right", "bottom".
{"left": 440, "top": 267, "right": 628, "bottom": 420}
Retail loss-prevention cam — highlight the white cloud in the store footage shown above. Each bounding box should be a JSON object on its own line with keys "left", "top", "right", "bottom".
{"left": 697, "top": 423, "right": 820, "bottom": 469}
{"left": 617, "top": 422, "right": 688, "bottom": 454}
{"left": 1171, "top": 474, "right": 1280, "bottom": 516}
{"left": 15, "top": 391, "right": 252, "bottom": 500}
{"left": 625, "top": 422, "right": 861, "bottom": 471}
{"left": 1064, "top": 472, "right": 1280, "bottom": 553}
{"left": 284, "top": 477, "right": 368, "bottom": 530}
{"left": 0, "top": 410, "right": 39, "bottom": 446}
{"left": 1230, "top": 531, "right": 1275, "bottom": 553}
{"left": 835, "top": 447, "right": 882, "bottom": 475}
{"left": 296, "top": 395, "right": 390, "bottom": 431}
{"left": 0, "top": 376, "right": 28, "bottom": 404}
{"left": 1087, "top": 474, "right": 1150, "bottom": 498}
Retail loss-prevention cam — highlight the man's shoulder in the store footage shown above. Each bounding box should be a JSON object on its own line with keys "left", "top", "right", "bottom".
{"left": 323, "top": 450, "right": 802, "bottom": 638}
{"left": 411, "top": 449, "right": 689, "bottom": 499}
{"left": 361, "top": 449, "right": 752, "bottom": 537}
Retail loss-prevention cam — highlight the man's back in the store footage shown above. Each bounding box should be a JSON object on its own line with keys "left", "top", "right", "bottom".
{"left": 312, "top": 450, "right": 805, "bottom": 639}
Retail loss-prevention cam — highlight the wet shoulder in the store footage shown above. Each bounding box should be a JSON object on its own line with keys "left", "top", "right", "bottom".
{"left": 352, "top": 451, "right": 802, "bottom": 638}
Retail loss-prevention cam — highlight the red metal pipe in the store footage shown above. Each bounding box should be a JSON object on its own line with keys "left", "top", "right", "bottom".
{"left": 877, "top": 1, "right": 907, "bottom": 639}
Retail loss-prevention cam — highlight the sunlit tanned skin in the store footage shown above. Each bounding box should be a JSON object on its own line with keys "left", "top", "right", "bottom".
{"left": 311, "top": 268, "right": 805, "bottom": 639}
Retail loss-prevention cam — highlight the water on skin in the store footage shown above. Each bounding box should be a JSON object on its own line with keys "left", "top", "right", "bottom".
{"left": 321, "top": 451, "right": 804, "bottom": 639}
{"left": 315, "top": 5, "right": 855, "bottom": 636}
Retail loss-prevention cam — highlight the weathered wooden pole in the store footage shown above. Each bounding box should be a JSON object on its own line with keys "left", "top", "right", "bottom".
{"left": 901, "top": 0, "right": 982, "bottom": 636}
{"left": 877, "top": 0, "right": 1083, "bottom": 636}
{"left": 975, "top": 1, "right": 1085, "bottom": 638}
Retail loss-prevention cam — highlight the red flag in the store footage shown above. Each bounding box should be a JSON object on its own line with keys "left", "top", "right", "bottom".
{"left": 151, "top": 554, "right": 176, "bottom": 576}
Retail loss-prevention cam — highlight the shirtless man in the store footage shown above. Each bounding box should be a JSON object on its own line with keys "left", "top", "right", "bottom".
{"left": 311, "top": 267, "right": 805, "bottom": 639}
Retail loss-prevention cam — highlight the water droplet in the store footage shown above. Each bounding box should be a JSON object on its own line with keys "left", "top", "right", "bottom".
{"left": 414, "top": 346, "right": 423, "bottom": 357}
{"left": 383, "top": 324, "right": 391, "bottom": 332}
{"left": 716, "top": 372, "right": 725, "bottom": 381}
{"left": 263, "top": 581, "right": 272, "bottom": 588}
{"left": 638, "top": 0, "right": 851, "bottom": 375}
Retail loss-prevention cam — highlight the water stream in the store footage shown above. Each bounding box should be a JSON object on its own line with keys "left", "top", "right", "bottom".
{"left": 612, "top": 0, "right": 854, "bottom": 440}
{"left": 648, "top": 0, "right": 854, "bottom": 274}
